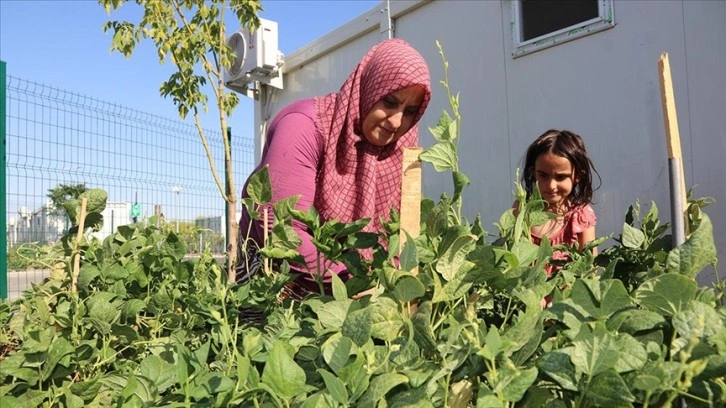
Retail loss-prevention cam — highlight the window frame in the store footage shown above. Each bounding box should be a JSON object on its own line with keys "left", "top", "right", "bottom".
{"left": 511, "top": 0, "right": 616, "bottom": 58}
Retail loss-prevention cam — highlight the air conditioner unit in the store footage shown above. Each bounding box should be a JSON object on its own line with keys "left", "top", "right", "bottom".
{"left": 224, "top": 18, "right": 284, "bottom": 97}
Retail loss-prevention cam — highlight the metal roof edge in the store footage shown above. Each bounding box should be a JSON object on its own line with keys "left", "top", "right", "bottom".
{"left": 282, "top": 0, "right": 431, "bottom": 73}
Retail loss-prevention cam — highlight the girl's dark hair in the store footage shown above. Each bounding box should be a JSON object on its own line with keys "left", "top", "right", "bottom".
{"left": 522, "top": 129, "right": 601, "bottom": 207}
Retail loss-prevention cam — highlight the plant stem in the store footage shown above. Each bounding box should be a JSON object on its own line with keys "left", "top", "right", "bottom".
{"left": 500, "top": 296, "right": 515, "bottom": 328}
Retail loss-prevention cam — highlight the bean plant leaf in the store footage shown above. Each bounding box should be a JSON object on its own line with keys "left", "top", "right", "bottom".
{"left": 633, "top": 374, "right": 662, "bottom": 392}
{"left": 606, "top": 308, "right": 667, "bottom": 334}
{"left": 412, "top": 301, "right": 437, "bottom": 353}
{"left": 338, "top": 354, "right": 370, "bottom": 402}
{"left": 357, "top": 373, "right": 409, "bottom": 408}
{"left": 81, "top": 189, "right": 108, "bottom": 215}
{"left": 400, "top": 231, "right": 418, "bottom": 271}
{"left": 388, "top": 386, "right": 434, "bottom": 408}
{"left": 78, "top": 265, "right": 101, "bottom": 290}
{"left": 84, "top": 213, "right": 104, "bottom": 232}
{"left": 300, "top": 393, "right": 335, "bottom": 407}
{"left": 370, "top": 298, "right": 403, "bottom": 341}
{"left": 528, "top": 210, "right": 554, "bottom": 228}
{"left": 420, "top": 141, "right": 457, "bottom": 172}
{"left": 318, "top": 299, "right": 355, "bottom": 330}
{"left": 330, "top": 272, "right": 347, "bottom": 301}
{"left": 490, "top": 365, "right": 538, "bottom": 402}
{"left": 42, "top": 337, "right": 75, "bottom": 381}
{"left": 504, "top": 290, "right": 542, "bottom": 357}
{"left": 190, "top": 372, "right": 234, "bottom": 401}
{"left": 510, "top": 241, "right": 539, "bottom": 267}
{"left": 511, "top": 317, "right": 543, "bottom": 366}
{"left": 673, "top": 300, "right": 724, "bottom": 339}
{"left": 121, "top": 374, "right": 155, "bottom": 405}
{"left": 261, "top": 341, "right": 306, "bottom": 400}
{"left": 111, "top": 323, "right": 138, "bottom": 345}
{"left": 87, "top": 292, "right": 120, "bottom": 323}
{"left": 622, "top": 223, "right": 645, "bottom": 249}
{"left": 476, "top": 386, "right": 506, "bottom": 408}
{"left": 452, "top": 170, "right": 469, "bottom": 203}
{"left": 139, "top": 355, "right": 177, "bottom": 394}
{"left": 585, "top": 369, "right": 634, "bottom": 406}
{"left": 569, "top": 278, "right": 631, "bottom": 320}
{"left": 342, "top": 307, "right": 373, "bottom": 346}
{"left": 613, "top": 333, "right": 648, "bottom": 373}
{"left": 633, "top": 273, "right": 697, "bottom": 317}
{"left": 16, "top": 390, "right": 49, "bottom": 407}
{"left": 346, "top": 231, "right": 378, "bottom": 249}
{"left": 69, "top": 377, "right": 103, "bottom": 402}
{"left": 598, "top": 279, "right": 632, "bottom": 318}
{"left": 246, "top": 166, "right": 272, "bottom": 205}
{"left": 322, "top": 334, "right": 355, "bottom": 376}
{"left": 480, "top": 327, "right": 503, "bottom": 361}
{"left": 537, "top": 350, "right": 578, "bottom": 391}
{"left": 121, "top": 299, "right": 147, "bottom": 321}
{"left": 236, "top": 354, "right": 251, "bottom": 389}
{"left": 666, "top": 213, "right": 717, "bottom": 278}
{"left": 570, "top": 326, "right": 618, "bottom": 377}
{"left": 393, "top": 275, "right": 425, "bottom": 303}
{"left": 428, "top": 110, "right": 453, "bottom": 142}
{"left": 436, "top": 234, "right": 476, "bottom": 281}
{"left": 442, "top": 262, "right": 477, "bottom": 300}
{"left": 318, "top": 369, "right": 349, "bottom": 405}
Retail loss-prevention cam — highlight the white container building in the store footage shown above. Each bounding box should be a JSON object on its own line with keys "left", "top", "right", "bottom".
{"left": 247, "top": 0, "right": 725, "bottom": 285}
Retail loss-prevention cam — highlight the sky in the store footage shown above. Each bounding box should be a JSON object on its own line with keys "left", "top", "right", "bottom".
{"left": 0, "top": 0, "right": 380, "bottom": 134}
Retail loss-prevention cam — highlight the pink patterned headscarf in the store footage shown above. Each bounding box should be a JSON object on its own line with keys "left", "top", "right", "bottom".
{"left": 313, "top": 38, "right": 431, "bottom": 233}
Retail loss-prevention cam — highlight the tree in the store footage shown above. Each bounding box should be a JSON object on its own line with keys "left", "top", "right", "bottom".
{"left": 99, "top": 0, "right": 263, "bottom": 281}
{"left": 46, "top": 183, "right": 88, "bottom": 218}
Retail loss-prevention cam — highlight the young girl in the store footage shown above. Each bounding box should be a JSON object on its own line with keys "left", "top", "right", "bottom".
{"left": 520, "top": 129, "right": 600, "bottom": 277}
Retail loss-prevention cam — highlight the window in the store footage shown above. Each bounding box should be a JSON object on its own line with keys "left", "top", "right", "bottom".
{"left": 511, "top": 0, "right": 615, "bottom": 58}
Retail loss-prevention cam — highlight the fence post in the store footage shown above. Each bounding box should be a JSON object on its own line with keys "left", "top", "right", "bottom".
{"left": 1, "top": 60, "right": 7, "bottom": 300}
{"left": 225, "top": 126, "right": 231, "bottom": 252}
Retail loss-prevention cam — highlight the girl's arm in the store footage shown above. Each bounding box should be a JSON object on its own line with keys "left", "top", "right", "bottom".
{"left": 573, "top": 204, "right": 598, "bottom": 255}
{"left": 578, "top": 225, "right": 597, "bottom": 255}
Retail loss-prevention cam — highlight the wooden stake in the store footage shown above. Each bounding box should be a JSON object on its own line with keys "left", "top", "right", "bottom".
{"left": 71, "top": 198, "right": 88, "bottom": 293}
{"left": 658, "top": 53, "right": 688, "bottom": 211}
{"left": 263, "top": 206, "right": 270, "bottom": 276}
{"left": 400, "top": 147, "right": 423, "bottom": 275}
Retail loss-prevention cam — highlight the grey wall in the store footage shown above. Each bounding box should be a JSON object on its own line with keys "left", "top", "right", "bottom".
{"left": 256, "top": 0, "right": 725, "bottom": 285}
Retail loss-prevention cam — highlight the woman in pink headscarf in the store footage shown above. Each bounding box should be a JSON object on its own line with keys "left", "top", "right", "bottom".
{"left": 236, "top": 38, "right": 431, "bottom": 299}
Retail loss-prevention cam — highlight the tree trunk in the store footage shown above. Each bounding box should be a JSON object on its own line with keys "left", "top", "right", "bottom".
{"left": 226, "top": 198, "right": 238, "bottom": 282}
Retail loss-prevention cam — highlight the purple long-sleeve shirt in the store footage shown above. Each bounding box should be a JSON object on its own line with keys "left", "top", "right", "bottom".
{"left": 239, "top": 99, "right": 348, "bottom": 282}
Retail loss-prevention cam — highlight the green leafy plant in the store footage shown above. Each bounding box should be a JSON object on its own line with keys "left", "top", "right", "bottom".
{"left": 2, "top": 42, "right": 724, "bottom": 408}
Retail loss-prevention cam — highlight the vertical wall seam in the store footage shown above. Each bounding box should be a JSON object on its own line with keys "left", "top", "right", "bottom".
{"left": 681, "top": 0, "right": 694, "bottom": 188}
{"left": 500, "top": 2, "right": 514, "bottom": 186}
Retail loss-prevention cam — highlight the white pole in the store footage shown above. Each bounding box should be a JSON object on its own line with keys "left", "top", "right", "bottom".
{"left": 171, "top": 186, "right": 182, "bottom": 233}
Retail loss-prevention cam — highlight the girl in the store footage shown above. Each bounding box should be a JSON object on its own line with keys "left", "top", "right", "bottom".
{"left": 520, "top": 129, "right": 600, "bottom": 276}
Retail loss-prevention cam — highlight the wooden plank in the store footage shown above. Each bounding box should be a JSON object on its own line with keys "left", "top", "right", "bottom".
{"left": 72, "top": 198, "right": 88, "bottom": 293}
{"left": 658, "top": 52, "right": 688, "bottom": 208}
{"left": 400, "top": 147, "right": 423, "bottom": 274}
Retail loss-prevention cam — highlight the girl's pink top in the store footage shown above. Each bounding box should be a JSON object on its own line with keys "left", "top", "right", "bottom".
{"left": 531, "top": 204, "right": 597, "bottom": 276}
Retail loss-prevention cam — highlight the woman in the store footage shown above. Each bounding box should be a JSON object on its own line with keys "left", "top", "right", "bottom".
{"left": 236, "top": 38, "right": 431, "bottom": 299}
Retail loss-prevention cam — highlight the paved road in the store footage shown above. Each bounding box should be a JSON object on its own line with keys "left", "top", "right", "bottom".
{"left": 4, "top": 269, "right": 50, "bottom": 302}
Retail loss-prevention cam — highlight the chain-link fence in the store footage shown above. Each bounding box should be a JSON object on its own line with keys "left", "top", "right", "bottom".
{"left": 2, "top": 65, "right": 256, "bottom": 300}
